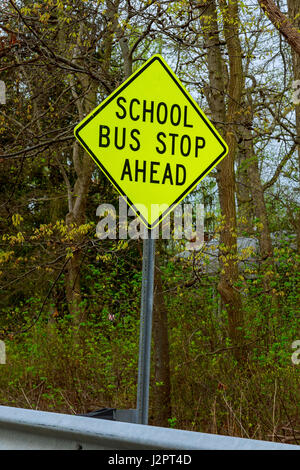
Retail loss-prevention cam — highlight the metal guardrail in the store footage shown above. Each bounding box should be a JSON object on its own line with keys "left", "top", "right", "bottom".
{"left": 0, "top": 406, "right": 299, "bottom": 450}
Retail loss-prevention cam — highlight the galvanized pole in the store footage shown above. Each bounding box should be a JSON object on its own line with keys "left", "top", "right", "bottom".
{"left": 136, "top": 234, "right": 155, "bottom": 424}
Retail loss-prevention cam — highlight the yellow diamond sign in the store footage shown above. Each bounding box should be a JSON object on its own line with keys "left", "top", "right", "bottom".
{"left": 74, "top": 55, "right": 228, "bottom": 229}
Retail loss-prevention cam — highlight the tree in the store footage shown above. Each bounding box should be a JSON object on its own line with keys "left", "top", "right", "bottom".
{"left": 202, "top": 0, "right": 245, "bottom": 360}
{"left": 152, "top": 252, "right": 171, "bottom": 427}
{"left": 287, "top": 0, "right": 300, "bottom": 253}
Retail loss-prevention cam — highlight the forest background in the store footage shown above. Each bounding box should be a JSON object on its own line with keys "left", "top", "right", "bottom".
{"left": 0, "top": 0, "right": 299, "bottom": 444}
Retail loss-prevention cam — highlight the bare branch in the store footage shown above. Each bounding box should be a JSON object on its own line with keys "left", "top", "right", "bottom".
{"left": 258, "top": 0, "right": 300, "bottom": 56}
{"left": 263, "top": 143, "right": 297, "bottom": 191}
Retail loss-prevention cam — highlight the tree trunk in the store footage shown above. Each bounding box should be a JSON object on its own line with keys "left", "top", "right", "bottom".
{"left": 203, "top": 0, "right": 245, "bottom": 360}
{"left": 240, "top": 98, "right": 274, "bottom": 264}
{"left": 65, "top": 81, "right": 97, "bottom": 324}
{"left": 236, "top": 149, "right": 254, "bottom": 236}
{"left": 240, "top": 100, "right": 278, "bottom": 344}
{"left": 152, "top": 258, "right": 172, "bottom": 427}
{"left": 287, "top": 0, "right": 300, "bottom": 253}
{"left": 63, "top": 3, "right": 117, "bottom": 324}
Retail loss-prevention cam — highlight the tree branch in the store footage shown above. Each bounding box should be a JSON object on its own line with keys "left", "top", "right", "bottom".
{"left": 258, "top": 0, "right": 300, "bottom": 56}
{"left": 263, "top": 143, "right": 297, "bottom": 191}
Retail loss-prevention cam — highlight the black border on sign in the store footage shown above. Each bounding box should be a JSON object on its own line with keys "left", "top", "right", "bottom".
{"left": 75, "top": 55, "right": 227, "bottom": 230}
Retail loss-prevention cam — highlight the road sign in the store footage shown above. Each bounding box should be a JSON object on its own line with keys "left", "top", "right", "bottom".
{"left": 74, "top": 54, "right": 228, "bottom": 230}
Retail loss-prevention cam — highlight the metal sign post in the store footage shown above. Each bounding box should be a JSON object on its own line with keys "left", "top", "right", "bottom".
{"left": 0, "top": 81, "right": 6, "bottom": 104}
{"left": 136, "top": 235, "right": 155, "bottom": 425}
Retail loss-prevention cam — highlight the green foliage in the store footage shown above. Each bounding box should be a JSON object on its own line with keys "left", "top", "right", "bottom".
{"left": 154, "top": 244, "right": 300, "bottom": 438}
{"left": 0, "top": 242, "right": 299, "bottom": 442}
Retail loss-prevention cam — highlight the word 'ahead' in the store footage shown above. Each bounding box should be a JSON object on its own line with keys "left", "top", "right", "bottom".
{"left": 74, "top": 55, "right": 228, "bottom": 229}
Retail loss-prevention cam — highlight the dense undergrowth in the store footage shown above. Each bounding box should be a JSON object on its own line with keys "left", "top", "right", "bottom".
{"left": 0, "top": 242, "right": 299, "bottom": 445}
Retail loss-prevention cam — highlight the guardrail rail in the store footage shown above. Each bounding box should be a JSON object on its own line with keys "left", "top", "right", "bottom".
{"left": 0, "top": 406, "right": 299, "bottom": 450}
